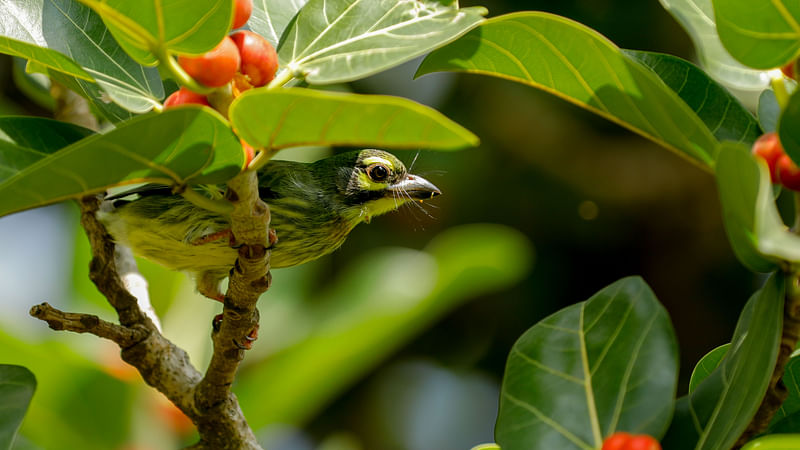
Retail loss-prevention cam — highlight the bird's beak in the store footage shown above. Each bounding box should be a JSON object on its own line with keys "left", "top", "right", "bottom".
{"left": 387, "top": 174, "right": 442, "bottom": 200}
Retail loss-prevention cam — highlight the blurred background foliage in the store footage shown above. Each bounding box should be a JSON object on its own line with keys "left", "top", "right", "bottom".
{"left": 0, "top": 0, "right": 762, "bottom": 449}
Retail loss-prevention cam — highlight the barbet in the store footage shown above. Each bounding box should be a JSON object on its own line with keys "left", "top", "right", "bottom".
{"left": 99, "top": 149, "right": 441, "bottom": 300}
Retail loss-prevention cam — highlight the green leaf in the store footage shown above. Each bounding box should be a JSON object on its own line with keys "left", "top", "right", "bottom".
{"left": 688, "top": 344, "right": 729, "bottom": 394}
{"left": 495, "top": 276, "right": 679, "bottom": 450}
{"left": 0, "top": 108, "right": 242, "bottom": 218}
{"left": 77, "top": 0, "right": 232, "bottom": 65}
{"left": 741, "top": 434, "right": 800, "bottom": 450}
{"left": 417, "top": 12, "right": 719, "bottom": 169}
{"left": 0, "top": 36, "right": 90, "bottom": 81}
{"left": 0, "top": 116, "right": 93, "bottom": 151}
{"left": 229, "top": 87, "right": 478, "bottom": 150}
{"left": 769, "top": 356, "right": 800, "bottom": 432}
{"left": 0, "top": 365, "right": 35, "bottom": 450}
{"left": 780, "top": 90, "right": 800, "bottom": 165}
{"left": 626, "top": 50, "right": 762, "bottom": 145}
{"left": 236, "top": 224, "right": 533, "bottom": 428}
{"left": 715, "top": 143, "right": 782, "bottom": 271}
{"left": 712, "top": 0, "right": 800, "bottom": 69}
{"left": 0, "top": 0, "right": 164, "bottom": 113}
{"left": 759, "top": 89, "right": 781, "bottom": 133}
{"left": 662, "top": 273, "right": 784, "bottom": 450}
{"left": 249, "top": 0, "right": 307, "bottom": 49}
{"left": 658, "top": 0, "right": 769, "bottom": 91}
{"left": 278, "top": 0, "right": 486, "bottom": 84}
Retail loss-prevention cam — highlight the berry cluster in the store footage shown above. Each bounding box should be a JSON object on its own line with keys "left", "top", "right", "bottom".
{"left": 751, "top": 132, "right": 800, "bottom": 191}
{"left": 164, "top": 0, "right": 278, "bottom": 107}
{"left": 601, "top": 432, "right": 661, "bottom": 450}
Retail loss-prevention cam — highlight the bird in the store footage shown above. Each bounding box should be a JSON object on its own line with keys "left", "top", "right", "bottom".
{"left": 98, "top": 149, "right": 441, "bottom": 301}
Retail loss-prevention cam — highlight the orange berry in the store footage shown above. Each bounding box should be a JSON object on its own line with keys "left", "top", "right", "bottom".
{"left": 602, "top": 432, "right": 632, "bottom": 450}
{"left": 752, "top": 132, "right": 784, "bottom": 183}
{"left": 164, "top": 87, "right": 210, "bottom": 108}
{"left": 178, "top": 36, "right": 241, "bottom": 88}
{"left": 232, "top": 0, "right": 252, "bottom": 29}
{"left": 230, "top": 31, "right": 278, "bottom": 87}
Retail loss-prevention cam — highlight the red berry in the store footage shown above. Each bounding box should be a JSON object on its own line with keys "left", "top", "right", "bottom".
{"left": 230, "top": 31, "right": 278, "bottom": 87}
{"left": 178, "top": 36, "right": 241, "bottom": 88}
{"left": 782, "top": 61, "right": 796, "bottom": 80}
{"left": 232, "top": 0, "right": 252, "bottom": 29}
{"left": 752, "top": 132, "right": 784, "bottom": 183}
{"left": 777, "top": 154, "right": 800, "bottom": 191}
{"left": 626, "top": 435, "right": 661, "bottom": 450}
{"left": 164, "top": 87, "right": 210, "bottom": 108}
{"left": 602, "top": 432, "right": 632, "bottom": 450}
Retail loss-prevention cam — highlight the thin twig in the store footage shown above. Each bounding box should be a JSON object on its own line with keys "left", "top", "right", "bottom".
{"left": 29, "top": 302, "right": 146, "bottom": 347}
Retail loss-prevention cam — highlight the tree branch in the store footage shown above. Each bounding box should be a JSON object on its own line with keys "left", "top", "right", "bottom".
{"left": 194, "top": 169, "right": 272, "bottom": 443}
{"left": 30, "top": 82, "right": 267, "bottom": 449}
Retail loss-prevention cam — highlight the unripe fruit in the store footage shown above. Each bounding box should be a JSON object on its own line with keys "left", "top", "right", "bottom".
{"left": 752, "top": 132, "right": 784, "bottom": 183}
{"left": 164, "top": 87, "right": 210, "bottom": 108}
{"left": 178, "top": 36, "right": 240, "bottom": 88}
{"left": 230, "top": 30, "right": 279, "bottom": 87}
{"left": 232, "top": 0, "right": 252, "bottom": 29}
{"left": 777, "top": 154, "right": 800, "bottom": 191}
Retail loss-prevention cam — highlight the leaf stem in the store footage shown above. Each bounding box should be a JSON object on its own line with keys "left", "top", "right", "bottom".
{"left": 181, "top": 188, "right": 234, "bottom": 214}
{"left": 266, "top": 68, "right": 294, "bottom": 89}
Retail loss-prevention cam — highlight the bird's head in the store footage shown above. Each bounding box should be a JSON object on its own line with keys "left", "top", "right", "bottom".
{"left": 316, "top": 149, "right": 441, "bottom": 223}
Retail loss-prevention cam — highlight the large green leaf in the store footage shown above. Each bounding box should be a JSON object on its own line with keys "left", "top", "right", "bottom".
{"left": 0, "top": 108, "right": 242, "bottom": 218}
{"left": 0, "top": 0, "right": 163, "bottom": 113}
{"left": 277, "top": 0, "right": 486, "bottom": 84}
{"left": 0, "top": 116, "right": 93, "bottom": 151}
{"left": 712, "top": 0, "right": 800, "bottom": 69}
{"left": 417, "top": 12, "right": 719, "bottom": 169}
{"left": 495, "top": 277, "right": 679, "bottom": 450}
{"left": 229, "top": 87, "right": 478, "bottom": 150}
{"left": 715, "top": 143, "right": 780, "bottom": 272}
{"left": 688, "top": 344, "right": 729, "bottom": 394}
{"left": 716, "top": 142, "right": 800, "bottom": 266}
{"left": 0, "top": 36, "right": 90, "bottom": 81}
{"left": 77, "top": 0, "right": 232, "bottom": 65}
{"left": 663, "top": 273, "right": 784, "bottom": 450}
{"left": 0, "top": 365, "right": 35, "bottom": 450}
{"left": 759, "top": 89, "right": 781, "bottom": 133}
{"left": 658, "top": 0, "right": 769, "bottom": 91}
{"left": 741, "top": 435, "right": 800, "bottom": 449}
{"left": 779, "top": 90, "right": 800, "bottom": 165}
{"left": 236, "top": 224, "right": 533, "bottom": 427}
{"left": 626, "top": 51, "right": 761, "bottom": 145}
{"left": 769, "top": 355, "right": 800, "bottom": 432}
{"left": 249, "top": 0, "right": 307, "bottom": 48}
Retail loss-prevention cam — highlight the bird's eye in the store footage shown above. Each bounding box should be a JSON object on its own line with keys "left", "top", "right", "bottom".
{"left": 367, "top": 164, "right": 390, "bottom": 182}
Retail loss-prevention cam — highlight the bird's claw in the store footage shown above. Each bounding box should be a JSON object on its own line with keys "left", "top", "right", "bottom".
{"left": 211, "top": 313, "right": 259, "bottom": 350}
{"left": 267, "top": 228, "right": 278, "bottom": 249}
{"left": 235, "top": 325, "right": 259, "bottom": 350}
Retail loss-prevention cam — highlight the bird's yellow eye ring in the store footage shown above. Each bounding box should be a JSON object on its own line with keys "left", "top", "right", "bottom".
{"left": 366, "top": 163, "right": 390, "bottom": 182}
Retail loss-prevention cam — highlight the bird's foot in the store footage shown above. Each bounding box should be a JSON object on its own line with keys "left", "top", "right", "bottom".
{"left": 211, "top": 313, "right": 259, "bottom": 349}
{"left": 268, "top": 228, "right": 278, "bottom": 249}
{"left": 191, "top": 229, "right": 239, "bottom": 248}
